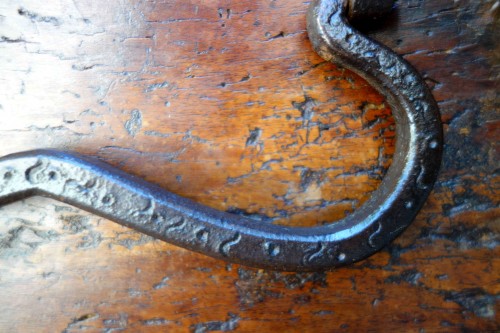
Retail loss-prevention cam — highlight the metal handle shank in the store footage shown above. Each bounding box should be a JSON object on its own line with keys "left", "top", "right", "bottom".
{"left": 0, "top": 0, "right": 442, "bottom": 271}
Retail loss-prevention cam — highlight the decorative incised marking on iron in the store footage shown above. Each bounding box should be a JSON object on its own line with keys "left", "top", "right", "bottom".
{"left": 150, "top": 211, "right": 165, "bottom": 224}
{"left": 148, "top": 210, "right": 167, "bottom": 231}
{"left": 163, "top": 216, "right": 186, "bottom": 232}
{"left": 302, "top": 242, "right": 326, "bottom": 265}
{"left": 25, "top": 159, "right": 49, "bottom": 184}
{"left": 132, "top": 198, "right": 155, "bottom": 218}
{"left": 84, "top": 178, "right": 98, "bottom": 190}
{"left": 416, "top": 165, "right": 431, "bottom": 190}
{"left": 263, "top": 242, "right": 280, "bottom": 258}
{"left": 302, "top": 242, "right": 340, "bottom": 265}
{"left": 66, "top": 177, "right": 99, "bottom": 195}
{"left": 368, "top": 222, "right": 383, "bottom": 248}
{"left": 3, "top": 170, "right": 14, "bottom": 181}
{"left": 405, "top": 200, "right": 414, "bottom": 209}
{"left": 195, "top": 228, "right": 209, "bottom": 244}
{"left": 219, "top": 233, "right": 241, "bottom": 257}
{"left": 0, "top": 168, "right": 15, "bottom": 192}
{"left": 101, "top": 193, "right": 116, "bottom": 207}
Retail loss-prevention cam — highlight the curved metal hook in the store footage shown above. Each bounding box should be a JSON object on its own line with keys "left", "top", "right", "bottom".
{"left": 0, "top": 0, "right": 442, "bottom": 271}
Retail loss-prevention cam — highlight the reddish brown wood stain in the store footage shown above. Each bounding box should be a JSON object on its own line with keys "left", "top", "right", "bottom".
{"left": 0, "top": 0, "right": 498, "bottom": 332}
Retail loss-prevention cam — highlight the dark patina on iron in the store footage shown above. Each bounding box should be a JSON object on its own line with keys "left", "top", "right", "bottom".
{"left": 0, "top": 0, "right": 442, "bottom": 271}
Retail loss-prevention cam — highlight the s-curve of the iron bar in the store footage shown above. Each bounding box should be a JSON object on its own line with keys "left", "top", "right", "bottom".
{"left": 0, "top": 0, "right": 442, "bottom": 271}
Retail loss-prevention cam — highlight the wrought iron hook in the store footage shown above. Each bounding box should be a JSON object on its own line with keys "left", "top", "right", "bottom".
{"left": 0, "top": 0, "right": 442, "bottom": 271}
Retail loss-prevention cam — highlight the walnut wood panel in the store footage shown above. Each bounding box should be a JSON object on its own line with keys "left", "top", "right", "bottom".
{"left": 0, "top": 0, "right": 498, "bottom": 332}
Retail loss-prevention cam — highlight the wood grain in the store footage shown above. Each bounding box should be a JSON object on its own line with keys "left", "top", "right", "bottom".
{"left": 0, "top": 0, "right": 498, "bottom": 332}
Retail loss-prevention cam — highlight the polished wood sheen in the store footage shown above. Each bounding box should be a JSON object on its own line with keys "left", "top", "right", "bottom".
{"left": 0, "top": 0, "right": 498, "bottom": 332}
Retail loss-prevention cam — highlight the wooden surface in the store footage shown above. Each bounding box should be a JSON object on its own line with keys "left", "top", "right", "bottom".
{"left": 0, "top": 0, "right": 498, "bottom": 332}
